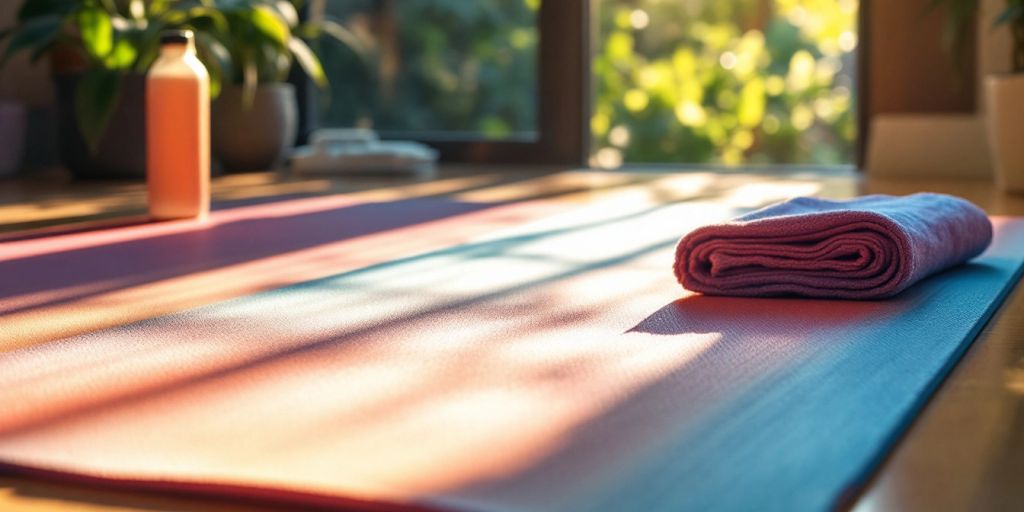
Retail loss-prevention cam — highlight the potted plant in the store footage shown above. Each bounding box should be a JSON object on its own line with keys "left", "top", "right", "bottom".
{"left": 929, "top": 0, "right": 1024, "bottom": 191}
{"left": 0, "top": 0, "right": 226, "bottom": 179}
{"left": 203, "top": 0, "right": 360, "bottom": 171}
{"left": 986, "top": 1, "right": 1024, "bottom": 192}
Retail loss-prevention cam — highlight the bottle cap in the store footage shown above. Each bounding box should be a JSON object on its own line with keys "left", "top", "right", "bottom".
{"left": 160, "top": 30, "right": 194, "bottom": 45}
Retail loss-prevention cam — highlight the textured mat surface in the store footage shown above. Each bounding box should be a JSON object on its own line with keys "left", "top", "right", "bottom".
{"left": 0, "top": 193, "right": 569, "bottom": 350}
{"left": 1, "top": 198, "right": 1022, "bottom": 512}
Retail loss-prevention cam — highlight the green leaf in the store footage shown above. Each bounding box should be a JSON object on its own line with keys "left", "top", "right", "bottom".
{"left": 312, "top": 19, "right": 364, "bottom": 54}
{"left": 131, "top": 16, "right": 168, "bottom": 73}
{"left": 78, "top": 7, "right": 114, "bottom": 59}
{"left": 186, "top": 6, "right": 229, "bottom": 35}
{"left": 148, "top": 0, "right": 173, "bottom": 17}
{"left": 0, "top": 15, "right": 64, "bottom": 68}
{"left": 103, "top": 37, "right": 138, "bottom": 69}
{"left": 17, "top": 0, "right": 77, "bottom": 22}
{"left": 74, "top": 69, "right": 122, "bottom": 154}
{"left": 30, "top": 42, "right": 57, "bottom": 63}
{"left": 198, "top": 33, "right": 232, "bottom": 68}
{"left": 97, "top": 0, "right": 119, "bottom": 15}
{"left": 995, "top": 5, "right": 1024, "bottom": 27}
{"left": 207, "top": 67, "right": 222, "bottom": 99}
{"left": 249, "top": 5, "right": 289, "bottom": 47}
{"left": 268, "top": 41, "right": 291, "bottom": 81}
{"left": 269, "top": 1, "right": 299, "bottom": 27}
{"left": 160, "top": 9, "right": 188, "bottom": 26}
{"left": 195, "top": 32, "right": 231, "bottom": 98}
{"left": 242, "top": 50, "right": 257, "bottom": 109}
{"left": 288, "top": 37, "right": 326, "bottom": 87}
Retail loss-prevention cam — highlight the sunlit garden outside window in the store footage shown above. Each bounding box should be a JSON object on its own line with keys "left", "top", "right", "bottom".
{"left": 317, "top": 0, "right": 858, "bottom": 166}
{"left": 592, "top": 0, "right": 859, "bottom": 168}
{"left": 317, "top": 0, "right": 539, "bottom": 140}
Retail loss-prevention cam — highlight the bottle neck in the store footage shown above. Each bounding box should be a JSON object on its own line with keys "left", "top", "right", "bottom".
{"left": 160, "top": 40, "right": 196, "bottom": 58}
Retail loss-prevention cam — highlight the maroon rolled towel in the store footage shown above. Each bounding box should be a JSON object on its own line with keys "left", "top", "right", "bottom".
{"left": 674, "top": 193, "right": 993, "bottom": 299}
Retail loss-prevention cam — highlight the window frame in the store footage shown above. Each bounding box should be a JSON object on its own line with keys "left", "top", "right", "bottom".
{"left": 857, "top": 0, "right": 869, "bottom": 169}
{"left": 299, "top": 0, "right": 868, "bottom": 168}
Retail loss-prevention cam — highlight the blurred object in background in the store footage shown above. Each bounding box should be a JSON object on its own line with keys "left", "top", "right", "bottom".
{"left": 592, "top": 0, "right": 859, "bottom": 167}
{"left": 0, "top": 2, "right": 57, "bottom": 173}
{"left": 0, "top": 0, "right": 222, "bottom": 179}
{"left": 979, "top": 0, "right": 1024, "bottom": 192}
{"left": 208, "top": 0, "right": 359, "bottom": 172}
{"left": 867, "top": 115, "right": 991, "bottom": 179}
{"left": 314, "top": 0, "right": 539, "bottom": 142}
{"left": 290, "top": 128, "right": 438, "bottom": 176}
{"left": 213, "top": 83, "right": 300, "bottom": 172}
{"left": 0, "top": 0, "right": 355, "bottom": 178}
{"left": 0, "top": 101, "right": 27, "bottom": 176}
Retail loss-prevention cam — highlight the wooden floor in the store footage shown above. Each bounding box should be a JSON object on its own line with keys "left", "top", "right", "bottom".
{"left": 1, "top": 166, "right": 1022, "bottom": 511}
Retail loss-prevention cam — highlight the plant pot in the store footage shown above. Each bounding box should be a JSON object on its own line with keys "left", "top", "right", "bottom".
{"left": 0, "top": 101, "right": 27, "bottom": 177}
{"left": 986, "top": 74, "right": 1024, "bottom": 193}
{"left": 54, "top": 72, "right": 147, "bottom": 179}
{"left": 212, "top": 83, "right": 298, "bottom": 172}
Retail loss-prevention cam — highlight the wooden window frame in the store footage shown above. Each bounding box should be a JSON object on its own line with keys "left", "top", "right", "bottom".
{"left": 857, "top": 0, "right": 870, "bottom": 169}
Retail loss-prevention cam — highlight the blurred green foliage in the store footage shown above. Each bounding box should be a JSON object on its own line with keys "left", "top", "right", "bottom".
{"left": 594, "top": 0, "right": 858, "bottom": 166}
{"left": 320, "top": 0, "right": 857, "bottom": 165}
{"left": 320, "top": 0, "right": 538, "bottom": 138}
{"left": 0, "top": 0, "right": 352, "bottom": 151}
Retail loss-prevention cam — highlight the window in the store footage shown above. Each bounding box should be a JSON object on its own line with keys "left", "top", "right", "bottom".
{"left": 316, "top": 1, "right": 539, "bottom": 139}
{"left": 305, "top": 0, "right": 859, "bottom": 167}
{"left": 592, "top": 0, "right": 859, "bottom": 168}
{"left": 306, "top": 0, "right": 587, "bottom": 164}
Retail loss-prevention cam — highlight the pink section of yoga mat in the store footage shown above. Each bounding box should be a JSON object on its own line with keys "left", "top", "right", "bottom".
{"left": 0, "top": 193, "right": 569, "bottom": 350}
{"left": 1, "top": 198, "right": 1022, "bottom": 511}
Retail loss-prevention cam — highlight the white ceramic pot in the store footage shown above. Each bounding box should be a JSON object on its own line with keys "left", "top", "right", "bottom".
{"left": 986, "top": 74, "right": 1024, "bottom": 193}
{"left": 0, "top": 101, "right": 27, "bottom": 177}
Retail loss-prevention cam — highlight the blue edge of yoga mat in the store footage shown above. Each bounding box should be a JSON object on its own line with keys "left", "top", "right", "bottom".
{"left": 591, "top": 225, "right": 1024, "bottom": 512}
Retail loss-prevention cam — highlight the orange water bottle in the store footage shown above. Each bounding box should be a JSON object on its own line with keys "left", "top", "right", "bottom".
{"left": 146, "top": 30, "right": 210, "bottom": 220}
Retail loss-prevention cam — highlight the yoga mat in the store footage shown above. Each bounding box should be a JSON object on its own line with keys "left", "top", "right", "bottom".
{"left": 1, "top": 197, "right": 1022, "bottom": 512}
{"left": 0, "top": 193, "right": 570, "bottom": 351}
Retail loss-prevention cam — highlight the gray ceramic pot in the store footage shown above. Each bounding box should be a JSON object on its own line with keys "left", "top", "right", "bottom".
{"left": 212, "top": 83, "right": 298, "bottom": 172}
{"left": 54, "top": 72, "right": 147, "bottom": 179}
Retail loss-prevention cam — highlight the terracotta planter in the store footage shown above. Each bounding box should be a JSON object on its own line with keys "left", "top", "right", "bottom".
{"left": 986, "top": 74, "right": 1024, "bottom": 193}
{"left": 212, "top": 83, "right": 298, "bottom": 172}
{"left": 54, "top": 72, "right": 147, "bottom": 179}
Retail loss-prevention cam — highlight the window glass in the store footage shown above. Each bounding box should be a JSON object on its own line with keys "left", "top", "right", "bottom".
{"left": 315, "top": 0, "right": 539, "bottom": 140}
{"left": 592, "top": 0, "right": 858, "bottom": 167}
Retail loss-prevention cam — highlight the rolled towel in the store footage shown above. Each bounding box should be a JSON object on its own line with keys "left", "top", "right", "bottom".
{"left": 674, "top": 193, "right": 993, "bottom": 299}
